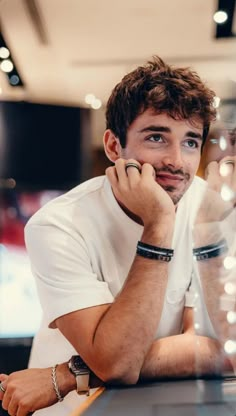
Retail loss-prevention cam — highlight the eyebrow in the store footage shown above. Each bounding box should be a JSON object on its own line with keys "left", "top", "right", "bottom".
{"left": 138, "top": 125, "right": 203, "bottom": 140}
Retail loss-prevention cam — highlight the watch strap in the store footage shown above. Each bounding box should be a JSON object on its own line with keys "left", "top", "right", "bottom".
{"left": 75, "top": 373, "right": 90, "bottom": 396}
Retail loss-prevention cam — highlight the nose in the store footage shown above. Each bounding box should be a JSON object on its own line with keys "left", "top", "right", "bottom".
{"left": 162, "top": 145, "right": 184, "bottom": 170}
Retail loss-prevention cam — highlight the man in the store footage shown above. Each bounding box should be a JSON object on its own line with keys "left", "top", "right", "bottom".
{"left": 0, "top": 56, "right": 235, "bottom": 416}
{"left": 198, "top": 121, "right": 236, "bottom": 178}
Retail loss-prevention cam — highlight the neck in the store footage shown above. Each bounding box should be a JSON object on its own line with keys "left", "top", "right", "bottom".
{"left": 116, "top": 197, "right": 144, "bottom": 225}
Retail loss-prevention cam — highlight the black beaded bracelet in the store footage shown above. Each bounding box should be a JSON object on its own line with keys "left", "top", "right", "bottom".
{"left": 136, "top": 241, "right": 174, "bottom": 262}
{"left": 193, "top": 238, "right": 228, "bottom": 261}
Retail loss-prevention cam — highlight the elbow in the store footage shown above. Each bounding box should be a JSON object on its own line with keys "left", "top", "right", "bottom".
{"left": 99, "top": 363, "right": 140, "bottom": 386}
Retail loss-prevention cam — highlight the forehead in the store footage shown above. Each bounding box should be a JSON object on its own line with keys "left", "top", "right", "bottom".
{"left": 128, "top": 109, "right": 204, "bottom": 133}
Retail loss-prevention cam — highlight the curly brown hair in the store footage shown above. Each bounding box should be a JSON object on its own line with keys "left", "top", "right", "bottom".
{"left": 106, "top": 56, "right": 216, "bottom": 147}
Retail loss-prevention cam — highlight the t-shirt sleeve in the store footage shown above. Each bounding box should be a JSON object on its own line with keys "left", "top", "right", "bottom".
{"left": 24, "top": 222, "right": 114, "bottom": 328}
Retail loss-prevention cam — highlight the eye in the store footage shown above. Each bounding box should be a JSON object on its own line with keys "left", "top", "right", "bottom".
{"left": 210, "top": 138, "right": 219, "bottom": 145}
{"left": 184, "top": 139, "right": 199, "bottom": 149}
{"left": 147, "top": 134, "right": 163, "bottom": 143}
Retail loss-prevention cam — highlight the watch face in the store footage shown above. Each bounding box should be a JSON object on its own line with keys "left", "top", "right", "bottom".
{"left": 72, "top": 355, "right": 89, "bottom": 371}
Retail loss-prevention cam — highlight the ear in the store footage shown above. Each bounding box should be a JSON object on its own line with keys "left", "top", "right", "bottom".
{"left": 103, "top": 129, "right": 123, "bottom": 162}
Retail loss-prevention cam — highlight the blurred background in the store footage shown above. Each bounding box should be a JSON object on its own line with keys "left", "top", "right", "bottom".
{"left": 0, "top": 0, "right": 236, "bottom": 411}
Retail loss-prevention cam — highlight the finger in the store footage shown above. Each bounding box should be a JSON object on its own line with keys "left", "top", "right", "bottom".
{"left": 125, "top": 159, "right": 142, "bottom": 173}
{"left": 17, "top": 402, "right": 33, "bottom": 416}
{"left": 2, "top": 391, "right": 11, "bottom": 413}
{"left": 125, "top": 159, "right": 142, "bottom": 185}
{"left": 220, "top": 156, "right": 236, "bottom": 166}
{"left": 117, "top": 158, "right": 142, "bottom": 180}
{"left": 115, "top": 158, "right": 130, "bottom": 183}
{"left": 105, "top": 166, "right": 118, "bottom": 187}
{"left": 0, "top": 374, "right": 9, "bottom": 380}
{"left": 0, "top": 376, "right": 8, "bottom": 400}
{"left": 205, "top": 161, "right": 222, "bottom": 191}
{"left": 140, "top": 163, "right": 156, "bottom": 179}
{"left": 6, "top": 396, "right": 18, "bottom": 416}
{"left": 219, "top": 159, "right": 236, "bottom": 202}
{"left": 219, "top": 158, "right": 235, "bottom": 184}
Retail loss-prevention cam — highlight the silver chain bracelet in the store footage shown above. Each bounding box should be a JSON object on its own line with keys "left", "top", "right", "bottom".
{"left": 51, "top": 364, "right": 64, "bottom": 402}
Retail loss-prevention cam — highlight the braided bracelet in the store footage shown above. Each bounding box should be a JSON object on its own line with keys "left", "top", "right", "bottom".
{"left": 193, "top": 238, "right": 228, "bottom": 261}
{"left": 137, "top": 241, "right": 174, "bottom": 262}
{"left": 51, "top": 364, "right": 64, "bottom": 402}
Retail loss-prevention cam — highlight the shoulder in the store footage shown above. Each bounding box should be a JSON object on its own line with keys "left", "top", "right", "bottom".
{"left": 25, "top": 176, "right": 106, "bottom": 232}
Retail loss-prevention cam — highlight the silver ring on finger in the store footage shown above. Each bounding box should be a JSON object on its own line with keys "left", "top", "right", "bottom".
{"left": 125, "top": 162, "right": 141, "bottom": 173}
{"left": 224, "top": 160, "right": 235, "bottom": 166}
{"left": 0, "top": 382, "right": 6, "bottom": 393}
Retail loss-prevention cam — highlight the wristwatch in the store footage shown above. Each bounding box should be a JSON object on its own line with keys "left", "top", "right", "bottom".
{"left": 68, "top": 355, "right": 90, "bottom": 396}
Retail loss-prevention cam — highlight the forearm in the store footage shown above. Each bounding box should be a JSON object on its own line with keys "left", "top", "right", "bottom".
{"left": 192, "top": 220, "right": 233, "bottom": 341}
{"left": 139, "top": 334, "right": 234, "bottom": 381}
{"left": 55, "top": 334, "right": 234, "bottom": 398}
{"left": 97, "top": 226, "right": 171, "bottom": 352}
{"left": 57, "top": 221, "right": 174, "bottom": 384}
{"left": 3, "top": 334, "right": 232, "bottom": 416}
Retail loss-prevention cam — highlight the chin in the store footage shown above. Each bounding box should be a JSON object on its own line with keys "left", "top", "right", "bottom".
{"left": 164, "top": 188, "right": 184, "bottom": 205}
{"left": 171, "top": 193, "right": 184, "bottom": 205}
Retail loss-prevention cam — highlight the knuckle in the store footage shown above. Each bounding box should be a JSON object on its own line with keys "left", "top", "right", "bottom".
{"left": 119, "top": 183, "right": 129, "bottom": 193}
{"left": 127, "top": 158, "right": 141, "bottom": 167}
{"left": 14, "top": 391, "right": 22, "bottom": 402}
{"left": 142, "top": 162, "right": 152, "bottom": 170}
{"left": 105, "top": 166, "right": 112, "bottom": 174}
{"left": 115, "top": 158, "right": 124, "bottom": 166}
{"left": 7, "top": 384, "right": 15, "bottom": 394}
{"left": 19, "top": 399, "right": 29, "bottom": 409}
{"left": 138, "top": 181, "right": 147, "bottom": 192}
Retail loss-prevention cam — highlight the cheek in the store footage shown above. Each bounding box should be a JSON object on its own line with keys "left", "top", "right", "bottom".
{"left": 184, "top": 154, "right": 201, "bottom": 176}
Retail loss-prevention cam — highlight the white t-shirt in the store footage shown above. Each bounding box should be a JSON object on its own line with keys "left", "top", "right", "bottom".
{"left": 25, "top": 175, "right": 216, "bottom": 416}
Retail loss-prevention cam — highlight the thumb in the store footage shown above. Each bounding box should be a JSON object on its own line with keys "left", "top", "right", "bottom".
{"left": 0, "top": 373, "right": 8, "bottom": 382}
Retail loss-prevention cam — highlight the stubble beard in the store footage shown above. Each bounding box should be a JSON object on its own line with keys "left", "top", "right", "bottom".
{"left": 163, "top": 181, "right": 191, "bottom": 205}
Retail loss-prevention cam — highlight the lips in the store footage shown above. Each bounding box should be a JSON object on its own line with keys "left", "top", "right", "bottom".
{"left": 156, "top": 173, "right": 185, "bottom": 187}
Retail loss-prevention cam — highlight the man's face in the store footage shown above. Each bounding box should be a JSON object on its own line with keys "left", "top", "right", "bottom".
{"left": 120, "top": 110, "right": 203, "bottom": 205}
{"left": 201, "top": 127, "right": 236, "bottom": 175}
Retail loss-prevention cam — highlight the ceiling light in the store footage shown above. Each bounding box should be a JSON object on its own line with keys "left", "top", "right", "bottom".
{"left": 224, "top": 256, "right": 236, "bottom": 270}
{"left": 213, "top": 10, "right": 228, "bottom": 24}
{"left": 224, "top": 340, "right": 236, "bottom": 354}
{"left": 85, "top": 94, "right": 95, "bottom": 105}
{"left": 0, "top": 59, "right": 14, "bottom": 73}
{"left": 9, "top": 75, "right": 20, "bottom": 86}
{"left": 91, "top": 98, "right": 102, "bottom": 110}
{"left": 220, "top": 183, "right": 235, "bottom": 201}
{"left": 0, "top": 31, "right": 23, "bottom": 87}
{"left": 0, "top": 47, "right": 10, "bottom": 59}
{"left": 219, "top": 135, "right": 227, "bottom": 150}
{"left": 224, "top": 282, "right": 236, "bottom": 295}
{"left": 227, "top": 311, "right": 236, "bottom": 324}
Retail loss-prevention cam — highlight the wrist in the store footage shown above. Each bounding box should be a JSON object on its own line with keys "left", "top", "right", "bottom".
{"left": 143, "top": 212, "right": 175, "bottom": 229}
{"left": 56, "top": 362, "right": 77, "bottom": 397}
{"left": 193, "top": 222, "right": 223, "bottom": 247}
{"left": 142, "top": 220, "right": 175, "bottom": 247}
{"left": 193, "top": 239, "right": 228, "bottom": 261}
